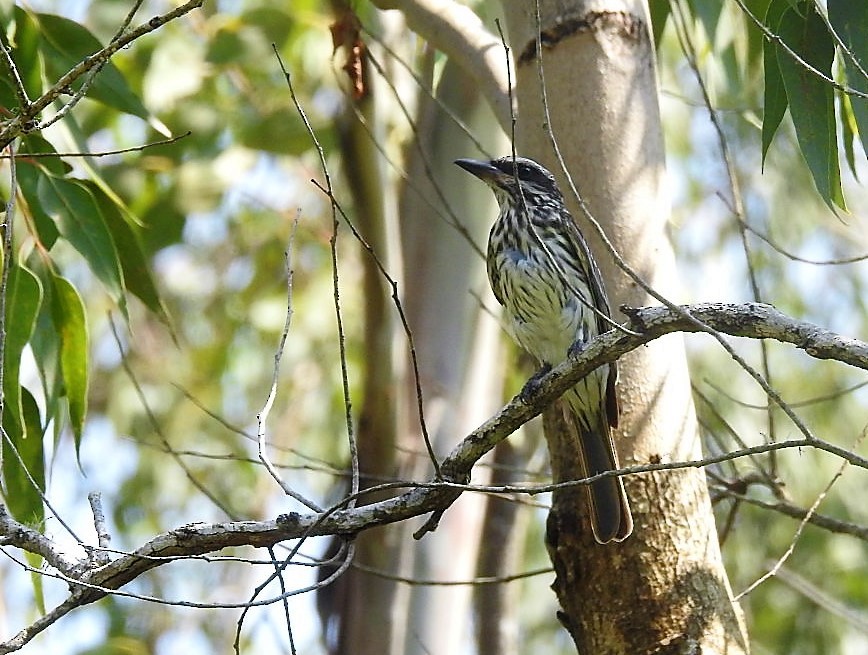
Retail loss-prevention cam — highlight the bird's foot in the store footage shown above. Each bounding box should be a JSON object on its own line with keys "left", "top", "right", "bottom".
{"left": 567, "top": 339, "right": 587, "bottom": 360}
{"left": 519, "top": 363, "right": 552, "bottom": 403}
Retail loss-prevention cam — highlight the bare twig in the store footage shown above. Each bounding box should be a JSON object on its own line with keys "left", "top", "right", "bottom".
{"left": 86, "top": 493, "right": 111, "bottom": 566}
{"left": 671, "top": 0, "right": 781, "bottom": 476}
{"left": 734, "top": 428, "right": 866, "bottom": 600}
{"left": 710, "top": 485, "right": 868, "bottom": 541}
{"left": 0, "top": 35, "right": 31, "bottom": 109}
{"left": 273, "top": 50, "right": 363, "bottom": 503}
{"left": 0, "top": 140, "right": 15, "bottom": 434}
{"left": 2, "top": 131, "right": 193, "bottom": 159}
{"left": 279, "top": 48, "right": 443, "bottom": 480}
{"left": 255, "top": 214, "right": 322, "bottom": 511}
{"left": 0, "top": 0, "right": 205, "bottom": 147}
{"left": 740, "top": 219, "right": 868, "bottom": 266}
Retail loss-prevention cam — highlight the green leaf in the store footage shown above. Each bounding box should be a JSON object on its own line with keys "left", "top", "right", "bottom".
{"left": 29, "top": 275, "right": 62, "bottom": 439}
{"left": 34, "top": 12, "right": 149, "bottom": 120}
{"left": 50, "top": 274, "right": 89, "bottom": 451}
{"left": 828, "top": 0, "right": 868, "bottom": 160}
{"left": 36, "top": 174, "right": 127, "bottom": 307}
{"left": 776, "top": 3, "right": 844, "bottom": 210}
{"left": 840, "top": 90, "right": 858, "bottom": 178}
{"left": 1, "top": 264, "right": 43, "bottom": 526}
{"left": 761, "top": 0, "right": 790, "bottom": 166}
{"left": 16, "top": 135, "right": 70, "bottom": 249}
{"left": 85, "top": 181, "right": 172, "bottom": 326}
{"left": 1, "top": 262, "right": 42, "bottom": 428}
{"left": 688, "top": 0, "right": 724, "bottom": 42}
{"left": 2, "top": 388, "right": 45, "bottom": 527}
{"left": 648, "top": 0, "right": 671, "bottom": 49}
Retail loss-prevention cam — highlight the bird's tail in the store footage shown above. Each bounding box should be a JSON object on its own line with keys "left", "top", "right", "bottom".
{"left": 563, "top": 388, "right": 633, "bottom": 544}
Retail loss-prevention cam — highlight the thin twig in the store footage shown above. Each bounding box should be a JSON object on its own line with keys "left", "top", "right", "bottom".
{"left": 671, "top": 0, "right": 781, "bottom": 476}
{"left": 308, "top": 178, "right": 443, "bottom": 479}
{"left": 734, "top": 428, "right": 866, "bottom": 600}
{"left": 0, "top": 0, "right": 205, "bottom": 147}
{"left": 0, "top": 34, "right": 31, "bottom": 109}
{"left": 86, "top": 492, "right": 111, "bottom": 566}
{"left": 2, "top": 131, "right": 193, "bottom": 159}
{"left": 255, "top": 213, "right": 322, "bottom": 511}
{"left": 289, "top": 47, "right": 443, "bottom": 480}
{"left": 108, "top": 315, "right": 238, "bottom": 519}
{"left": 273, "top": 50, "right": 363, "bottom": 505}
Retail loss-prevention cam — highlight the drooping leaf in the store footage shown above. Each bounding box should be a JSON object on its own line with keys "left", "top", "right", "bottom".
{"left": 28, "top": 271, "right": 62, "bottom": 440}
{"left": 50, "top": 274, "right": 89, "bottom": 452}
{"left": 1, "top": 262, "right": 42, "bottom": 430}
{"left": 776, "top": 3, "right": 844, "bottom": 210}
{"left": 2, "top": 388, "right": 46, "bottom": 527}
{"left": 688, "top": 0, "right": 725, "bottom": 43}
{"left": 36, "top": 174, "right": 127, "bottom": 309}
{"left": 6, "top": 387, "right": 46, "bottom": 612}
{"left": 648, "top": 0, "right": 671, "bottom": 49}
{"left": 85, "top": 180, "right": 172, "bottom": 326}
{"left": 33, "top": 11, "right": 150, "bottom": 120}
{"left": 16, "top": 135, "right": 70, "bottom": 249}
{"left": 839, "top": 85, "right": 859, "bottom": 178}
{"left": 761, "top": 0, "right": 790, "bottom": 166}
{"left": 828, "top": 0, "right": 868, "bottom": 161}
{"left": 1, "top": 263, "right": 43, "bottom": 526}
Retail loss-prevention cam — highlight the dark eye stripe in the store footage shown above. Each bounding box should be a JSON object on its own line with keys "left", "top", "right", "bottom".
{"left": 491, "top": 157, "right": 557, "bottom": 191}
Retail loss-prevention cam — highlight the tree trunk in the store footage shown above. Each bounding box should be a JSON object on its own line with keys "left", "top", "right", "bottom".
{"left": 499, "top": 1, "right": 749, "bottom": 652}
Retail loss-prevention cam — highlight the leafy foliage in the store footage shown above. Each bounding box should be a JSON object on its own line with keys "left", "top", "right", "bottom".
{"left": 659, "top": 0, "right": 867, "bottom": 210}
{"left": 1, "top": 0, "right": 867, "bottom": 653}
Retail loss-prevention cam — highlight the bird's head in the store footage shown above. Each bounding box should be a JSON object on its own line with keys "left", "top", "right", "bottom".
{"left": 454, "top": 156, "right": 561, "bottom": 207}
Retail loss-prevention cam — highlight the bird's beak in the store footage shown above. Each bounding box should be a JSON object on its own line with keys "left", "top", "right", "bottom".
{"left": 454, "top": 158, "right": 502, "bottom": 183}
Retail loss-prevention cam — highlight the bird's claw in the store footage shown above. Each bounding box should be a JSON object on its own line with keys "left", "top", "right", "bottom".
{"left": 519, "top": 363, "right": 552, "bottom": 403}
{"left": 567, "top": 339, "right": 587, "bottom": 360}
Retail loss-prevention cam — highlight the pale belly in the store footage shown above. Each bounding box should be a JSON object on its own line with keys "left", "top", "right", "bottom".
{"left": 492, "top": 249, "right": 592, "bottom": 366}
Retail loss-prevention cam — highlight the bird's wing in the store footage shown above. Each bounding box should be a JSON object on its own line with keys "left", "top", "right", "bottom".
{"left": 561, "top": 208, "right": 620, "bottom": 429}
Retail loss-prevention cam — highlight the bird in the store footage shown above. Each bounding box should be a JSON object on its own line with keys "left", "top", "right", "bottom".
{"left": 455, "top": 155, "right": 633, "bottom": 544}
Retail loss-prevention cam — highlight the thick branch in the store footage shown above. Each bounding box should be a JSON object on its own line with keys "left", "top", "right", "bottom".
{"left": 0, "top": 506, "right": 79, "bottom": 576}
{"left": 369, "top": 0, "right": 512, "bottom": 130}
{"left": 3, "top": 302, "right": 867, "bottom": 652}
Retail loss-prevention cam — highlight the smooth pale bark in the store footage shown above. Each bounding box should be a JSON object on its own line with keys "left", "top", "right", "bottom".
{"left": 498, "top": 1, "right": 749, "bottom": 653}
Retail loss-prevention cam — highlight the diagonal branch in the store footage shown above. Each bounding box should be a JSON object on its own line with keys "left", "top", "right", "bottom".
{"left": 3, "top": 302, "right": 868, "bottom": 652}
